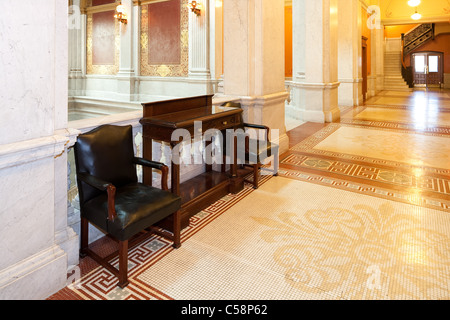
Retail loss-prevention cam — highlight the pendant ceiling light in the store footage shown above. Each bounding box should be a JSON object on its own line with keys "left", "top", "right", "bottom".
{"left": 411, "top": 11, "right": 422, "bottom": 20}
{"left": 408, "top": 0, "right": 422, "bottom": 20}
{"left": 411, "top": 6, "right": 422, "bottom": 20}
{"left": 408, "top": 0, "right": 421, "bottom": 6}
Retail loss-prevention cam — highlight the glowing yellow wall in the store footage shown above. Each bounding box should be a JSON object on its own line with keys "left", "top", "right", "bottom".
{"left": 285, "top": 5, "right": 293, "bottom": 78}
{"left": 384, "top": 24, "right": 419, "bottom": 38}
{"left": 361, "top": 6, "right": 372, "bottom": 76}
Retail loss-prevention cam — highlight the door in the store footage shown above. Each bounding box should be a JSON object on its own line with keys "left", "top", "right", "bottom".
{"left": 426, "top": 54, "right": 443, "bottom": 86}
{"left": 412, "top": 52, "right": 443, "bottom": 88}
{"left": 362, "top": 37, "right": 368, "bottom": 101}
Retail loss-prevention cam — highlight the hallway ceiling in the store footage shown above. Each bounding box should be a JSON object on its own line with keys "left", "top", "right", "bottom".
{"left": 378, "top": 0, "right": 450, "bottom": 24}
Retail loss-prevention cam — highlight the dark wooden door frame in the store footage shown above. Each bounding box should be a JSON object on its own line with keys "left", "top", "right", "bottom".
{"left": 412, "top": 51, "right": 444, "bottom": 88}
{"left": 362, "top": 36, "right": 368, "bottom": 101}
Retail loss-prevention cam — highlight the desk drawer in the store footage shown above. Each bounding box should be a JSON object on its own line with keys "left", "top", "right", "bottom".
{"left": 203, "top": 114, "right": 240, "bottom": 132}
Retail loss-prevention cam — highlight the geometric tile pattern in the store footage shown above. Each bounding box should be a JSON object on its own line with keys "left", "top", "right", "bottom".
{"left": 278, "top": 100, "right": 450, "bottom": 217}
{"left": 279, "top": 167, "right": 450, "bottom": 212}
{"left": 282, "top": 154, "right": 450, "bottom": 196}
{"left": 49, "top": 96, "right": 450, "bottom": 301}
{"left": 291, "top": 123, "right": 450, "bottom": 174}
{"left": 48, "top": 175, "right": 271, "bottom": 300}
{"left": 133, "top": 177, "right": 450, "bottom": 300}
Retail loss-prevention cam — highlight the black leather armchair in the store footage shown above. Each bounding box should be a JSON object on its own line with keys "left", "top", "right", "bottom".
{"left": 221, "top": 101, "right": 279, "bottom": 189}
{"left": 74, "top": 124, "right": 181, "bottom": 288}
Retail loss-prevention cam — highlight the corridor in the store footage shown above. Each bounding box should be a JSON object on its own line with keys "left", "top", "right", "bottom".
{"left": 282, "top": 88, "right": 450, "bottom": 211}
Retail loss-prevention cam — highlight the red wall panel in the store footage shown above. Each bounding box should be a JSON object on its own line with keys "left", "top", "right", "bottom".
{"left": 92, "top": 0, "right": 115, "bottom": 6}
{"left": 92, "top": 11, "right": 116, "bottom": 65}
{"left": 148, "top": 0, "right": 181, "bottom": 65}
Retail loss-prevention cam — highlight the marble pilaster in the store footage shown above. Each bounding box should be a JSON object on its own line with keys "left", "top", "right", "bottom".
{"left": 116, "top": 0, "right": 137, "bottom": 100}
{"left": 0, "top": 0, "right": 74, "bottom": 299}
{"left": 223, "top": 0, "right": 289, "bottom": 154}
{"left": 337, "top": 0, "right": 363, "bottom": 107}
{"left": 291, "top": 0, "right": 340, "bottom": 123}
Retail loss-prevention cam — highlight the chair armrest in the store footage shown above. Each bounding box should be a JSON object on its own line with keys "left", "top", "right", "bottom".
{"left": 77, "top": 172, "right": 117, "bottom": 222}
{"left": 133, "top": 157, "right": 169, "bottom": 191}
{"left": 77, "top": 172, "right": 112, "bottom": 191}
{"left": 243, "top": 123, "right": 270, "bottom": 141}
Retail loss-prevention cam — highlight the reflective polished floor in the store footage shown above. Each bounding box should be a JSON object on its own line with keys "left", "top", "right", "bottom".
{"left": 282, "top": 89, "right": 450, "bottom": 212}
{"left": 277, "top": 89, "right": 450, "bottom": 299}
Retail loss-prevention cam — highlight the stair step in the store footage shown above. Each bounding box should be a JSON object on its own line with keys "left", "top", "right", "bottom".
{"left": 384, "top": 78, "right": 407, "bottom": 82}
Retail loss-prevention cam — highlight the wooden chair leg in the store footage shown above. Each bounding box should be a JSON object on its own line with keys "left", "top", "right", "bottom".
{"left": 80, "top": 217, "right": 89, "bottom": 258}
{"left": 117, "top": 240, "right": 129, "bottom": 288}
{"left": 253, "top": 163, "right": 259, "bottom": 189}
{"left": 172, "top": 210, "right": 181, "bottom": 249}
{"left": 273, "top": 149, "right": 279, "bottom": 176}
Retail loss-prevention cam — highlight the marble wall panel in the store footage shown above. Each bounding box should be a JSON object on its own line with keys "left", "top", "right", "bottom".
{"left": 0, "top": 158, "right": 55, "bottom": 271}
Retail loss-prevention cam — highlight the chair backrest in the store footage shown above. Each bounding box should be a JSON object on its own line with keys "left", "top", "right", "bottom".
{"left": 74, "top": 125, "right": 137, "bottom": 206}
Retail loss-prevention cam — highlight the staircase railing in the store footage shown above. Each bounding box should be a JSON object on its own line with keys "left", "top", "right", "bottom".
{"left": 403, "top": 23, "right": 434, "bottom": 55}
{"left": 401, "top": 35, "right": 414, "bottom": 88}
{"left": 400, "top": 23, "right": 434, "bottom": 88}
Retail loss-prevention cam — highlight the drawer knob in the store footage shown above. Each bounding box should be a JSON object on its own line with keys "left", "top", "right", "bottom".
{"left": 222, "top": 121, "right": 228, "bottom": 125}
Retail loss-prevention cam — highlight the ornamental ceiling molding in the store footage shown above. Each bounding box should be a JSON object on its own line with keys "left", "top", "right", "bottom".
{"left": 382, "top": 15, "right": 450, "bottom": 25}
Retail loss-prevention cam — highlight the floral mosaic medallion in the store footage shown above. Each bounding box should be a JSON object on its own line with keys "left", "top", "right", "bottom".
{"left": 253, "top": 202, "right": 450, "bottom": 300}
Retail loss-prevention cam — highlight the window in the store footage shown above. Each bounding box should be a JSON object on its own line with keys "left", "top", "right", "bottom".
{"left": 414, "top": 55, "right": 425, "bottom": 73}
{"left": 428, "top": 56, "right": 438, "bottom": 73}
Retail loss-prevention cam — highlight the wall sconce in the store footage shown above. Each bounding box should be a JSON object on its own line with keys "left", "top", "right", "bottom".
{"left": 114, "top": 2, "right": 128, "bottom": 24}
{"left": 188, "top": 1, "right": 201, "bottom": 16}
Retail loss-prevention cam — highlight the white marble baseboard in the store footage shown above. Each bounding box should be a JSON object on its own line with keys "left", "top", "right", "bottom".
{"left": 0, "top": 245, "right": 67, "bottom": 300}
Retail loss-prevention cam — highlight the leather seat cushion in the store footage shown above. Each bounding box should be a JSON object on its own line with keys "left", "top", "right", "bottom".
{"left": 82, "top": 183, "right": 181, "bottom": 241}
{"left": 243, "top": 139, "right": 278, "bottom": 163}
{"left": 223, "top": 132, "right": 278, "bottom": 163}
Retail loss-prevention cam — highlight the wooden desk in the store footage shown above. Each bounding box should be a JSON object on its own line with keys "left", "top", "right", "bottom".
{"left": 140, "top": 95, "right": 244, "bottom": 230}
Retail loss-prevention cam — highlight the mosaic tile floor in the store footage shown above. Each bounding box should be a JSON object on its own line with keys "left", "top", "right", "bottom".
{"left": 280, "top": 90, "right": 450, "bottom": 214}
{"left": 48, "top": 89, "right": 450, "bottom": 300}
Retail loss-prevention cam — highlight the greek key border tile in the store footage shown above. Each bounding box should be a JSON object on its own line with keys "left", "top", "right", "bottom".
{"left": 278, "top": 168, "right": 450, "bottom": 213}
{"left": 290, "top": 123, "right": 450, "bottom": 175}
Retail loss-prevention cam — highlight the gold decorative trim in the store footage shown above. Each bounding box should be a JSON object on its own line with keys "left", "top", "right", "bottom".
{"left": 134, "top": 0, "right": 171, "bottom": 6}
{"left": 86, "top": 3, "right": 118, "bottom": 14}
{"left": 140, "top": 0, "right": 189, "bottom": 77}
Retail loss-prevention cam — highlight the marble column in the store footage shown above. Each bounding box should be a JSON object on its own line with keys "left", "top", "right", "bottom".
{"left": 211, "top": 0, "right": 223, "bottom": 82}
{"left": 374, "top": 23, "right": 385, "bottom": 95}
{"left": 0, "top": 0, "right": 75, "bottom": 299}
{"left": 187, "top": 0, "right": 220, "bottom": 95}
{"left": 291, "top": 0, "right": 340, "bottom": 123}
{"left": 223, "top": 0, "right": 289, "bottom": 154}
{"left": 337, "top": 0, "right": 363, "bottom": 108}
{"left": 68, "top": 0, "right": 87, "bottom": 98}
{"left": 289, "top": 0, "right": 305, "bottom": 121}
{"left": 117, "top": 0, "right": 137, "bottom": 101}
